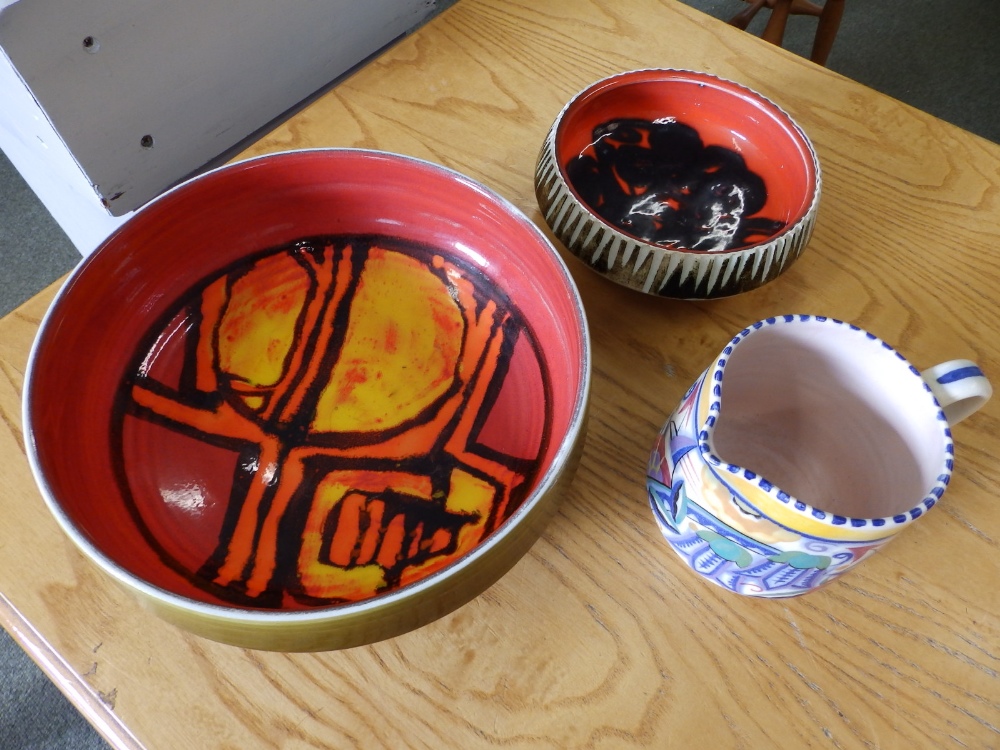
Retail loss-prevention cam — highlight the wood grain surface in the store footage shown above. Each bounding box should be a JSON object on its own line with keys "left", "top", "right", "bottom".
{"left": 1, "top": 0, "right": 998, "bottom": 747}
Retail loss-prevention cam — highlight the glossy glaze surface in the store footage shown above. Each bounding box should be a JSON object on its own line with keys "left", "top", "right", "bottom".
{"left": 554, "top": 71, "right": 815, "bottom": 238}
{"left": 25, "top": 149, "right": 590, "bottom": 647}
{"left": 536, "top": 69, "right": 820, "bottom": 298}
{"left": 565, "top": 117, "right": 785, "bottom": 251}
{"left": 116, "top": 235, "right": 551, "bottom": 609}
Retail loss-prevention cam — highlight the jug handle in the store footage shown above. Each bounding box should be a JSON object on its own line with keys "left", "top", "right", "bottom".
{"left": 921, "top": 359, "right": 992, "bottom": 425}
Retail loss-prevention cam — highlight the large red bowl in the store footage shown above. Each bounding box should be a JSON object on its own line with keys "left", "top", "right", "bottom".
{"left": 24, "top": 150, "right": 591, "bottom": 651}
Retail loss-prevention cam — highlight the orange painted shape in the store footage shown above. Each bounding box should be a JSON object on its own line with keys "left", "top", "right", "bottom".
{"left": 407, "top": 522, "right": 425, "bottom": 559}
{"left": 376, "top": 514, "right": 407, "bottom": 569}
{"left": 328, "top": 492, "right": 366, "bottom": 567}
{"left": 429, "top": 528, "right": 451, "bottom": 553}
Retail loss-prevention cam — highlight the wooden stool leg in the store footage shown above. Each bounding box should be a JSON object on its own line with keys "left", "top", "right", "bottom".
{"left": 761, "top": 0, "right": 793, "bottom": 47}
{"left": 730, "top": 0, "right": 768, "bottom": 31}
{"left": 790, "top": 0, "right": 823, "bottom": 16}
{"left": 811, "top": 0, "right": 845, "bottom": 65}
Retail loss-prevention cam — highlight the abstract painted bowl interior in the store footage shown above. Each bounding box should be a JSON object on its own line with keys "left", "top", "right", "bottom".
{"left": 27, "top": 150, "right": 588, "bottom": 615}
{"left": 555, "top": 69, "right": 817, "bottom": 253}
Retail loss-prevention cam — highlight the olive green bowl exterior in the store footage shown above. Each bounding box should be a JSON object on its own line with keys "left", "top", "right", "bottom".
{"left": 108, "top": 421, "right": 586, "bottom": 651}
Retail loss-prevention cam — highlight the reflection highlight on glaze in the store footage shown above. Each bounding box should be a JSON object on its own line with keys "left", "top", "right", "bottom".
{"left": 160, "top": 483, "right": 207, "bottom": 514}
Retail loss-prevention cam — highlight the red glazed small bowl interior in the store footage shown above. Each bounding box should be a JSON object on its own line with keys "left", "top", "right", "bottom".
{"left": 25, "top": 150, "right": 588, "bottom": 614}
{"left": 555, "top": 69, "right": 817, "bottom": 251}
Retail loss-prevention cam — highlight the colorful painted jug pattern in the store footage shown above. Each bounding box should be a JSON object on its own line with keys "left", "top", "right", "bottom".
{"left": 646, "top": 376, "right": 890, "bottom": 597}
{"left": 114, "top": 235, "right": 552, "bottom": 609}
{"left": 643, "top": 314, "right": 995, "bottom": 598}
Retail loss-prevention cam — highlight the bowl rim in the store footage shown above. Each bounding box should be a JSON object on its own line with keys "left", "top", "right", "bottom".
{"left": 549, "top": 67, "right": 822, "bottom": 256}
{"left": 23, "top": 147, "right": 593, "bottom": 625}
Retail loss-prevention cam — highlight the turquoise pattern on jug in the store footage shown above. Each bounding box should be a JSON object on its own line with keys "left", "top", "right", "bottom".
{"left": 646, "top": 373, "right": 888, "bottom": 598}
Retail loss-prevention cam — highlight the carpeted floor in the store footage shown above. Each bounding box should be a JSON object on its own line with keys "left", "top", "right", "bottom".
{"left": 0, "top": 1, "right": 997, "bottom": 747}
{"left": 682, "top": 0, "right": 1000, "bottom": 146}
{"left": 0, "top": 629, "right": 108, "bottom": 749}
{"left": 0, "top": 149, "right": 79, "bottom": 317}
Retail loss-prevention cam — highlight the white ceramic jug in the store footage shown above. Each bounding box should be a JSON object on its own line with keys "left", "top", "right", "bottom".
{"left": 647, "top": 315, "right": 992, "bottom": 597}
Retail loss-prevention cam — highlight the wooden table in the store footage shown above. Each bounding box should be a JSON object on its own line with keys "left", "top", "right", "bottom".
{"left": 2, "top": 1, "right": 998, "bottom": 747}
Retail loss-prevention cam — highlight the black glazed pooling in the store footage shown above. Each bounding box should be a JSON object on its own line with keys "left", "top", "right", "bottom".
{"left": 565, "top": 118, "right": 786, "bottom": 252}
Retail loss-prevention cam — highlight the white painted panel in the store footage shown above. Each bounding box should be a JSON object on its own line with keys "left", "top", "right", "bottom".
{"left": 0, "top": 47, "right": 131, "bottom": 256}
{"left": 0, "top": 0, "right": 440, "bottom": 214}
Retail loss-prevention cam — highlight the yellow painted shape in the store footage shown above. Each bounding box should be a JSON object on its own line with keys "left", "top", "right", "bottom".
{"left": 298, "top": 478, "right": 389, "bottom": 600}
{"left": 679, "top": 452, "right": 801, "bottom": 545}
{"left": 398, "top": 469, "right": 492, "bottom": 588}
{"left": 444, "top": 467, "right": 495, "bottom": 518}
{"left": 298, "top": 559, "right": 388, "bottom": 601}
{"left": 217, "top": 253, "right": 311, "bottom": 388}
{"left": 312, "top": 248, "right": 465, "bottom": 433}
{"left": 242, "top": 395, "right": 265, "bottom": 410}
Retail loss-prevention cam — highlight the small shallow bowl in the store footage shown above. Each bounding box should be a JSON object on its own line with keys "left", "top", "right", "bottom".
{"left": 535, "top": 69, "right": 821, "bottom": 299}
{"left": 24, "top": 149, "right": 591, "bottom": 651}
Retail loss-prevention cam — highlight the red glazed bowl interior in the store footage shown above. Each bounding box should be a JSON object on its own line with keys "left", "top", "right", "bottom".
{"left": 555, "top": 69, "right": 817, "bottom": 250}
{"left": 25, "top": 150, "right": 589, "bottom": 614}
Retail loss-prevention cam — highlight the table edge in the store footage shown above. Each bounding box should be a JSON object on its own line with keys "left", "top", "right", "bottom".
{"left": 0, "top": 592, "right": 146, "bottom": 750}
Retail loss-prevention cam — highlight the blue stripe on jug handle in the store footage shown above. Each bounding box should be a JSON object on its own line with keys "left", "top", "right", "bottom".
{"left": 922, "top": 359, "right": 993, "bottom": 425}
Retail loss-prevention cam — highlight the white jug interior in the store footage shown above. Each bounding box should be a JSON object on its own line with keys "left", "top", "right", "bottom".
{"left": 711, "top": 321, "right": 947, "bottom": 519}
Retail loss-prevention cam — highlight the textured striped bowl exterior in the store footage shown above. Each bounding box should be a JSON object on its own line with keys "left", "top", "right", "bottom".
{"left": 535, "top": 70, "right": 821, "bottom": 300}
